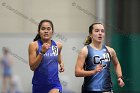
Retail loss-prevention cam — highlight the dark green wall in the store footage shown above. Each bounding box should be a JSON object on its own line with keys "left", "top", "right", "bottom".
{"left": 111, "top": 33, "right": 140, "bottom": 92}
{"left": 106, "top": 0, "right": 140, "bottom": 92}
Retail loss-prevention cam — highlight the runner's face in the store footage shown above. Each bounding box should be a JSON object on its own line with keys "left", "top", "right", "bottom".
{"left": 90, "top": 24, "right": 105, "bottom": 43}
{"left": 39, "top": 22, "right": 53, "bottom": 40}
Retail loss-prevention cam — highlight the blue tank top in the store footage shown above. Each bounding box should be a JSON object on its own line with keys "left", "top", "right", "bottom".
{"left": 83, "top": 45, "right": 112, "bottom": 91}
{"left": 32, "top": 39, "right": 60, "bottom": 85}
{"left": 1, "top": 56, "right": 12, "bottom": 76}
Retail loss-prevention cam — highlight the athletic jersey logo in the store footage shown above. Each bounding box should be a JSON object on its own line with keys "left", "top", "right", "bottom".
{"left": 92, "top": 53, "right": 110, "bottom": 68}
{"left": 52, "top": 46, "right": 58, "bottom": 56}
{"left": 44, "top": 46, "right": 58, "bottom": 56}
{"left": 103, "top": 53, "right": 110, "bottom": 62}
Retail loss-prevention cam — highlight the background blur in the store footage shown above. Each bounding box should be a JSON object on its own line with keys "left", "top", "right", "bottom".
{"left": 0, "top": 0, "right": 140, "bottom": 93}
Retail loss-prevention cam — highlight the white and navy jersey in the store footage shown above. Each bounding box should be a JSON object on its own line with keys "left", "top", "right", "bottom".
{"left": 83, "top": 45, "right": 112, "bottom": 92}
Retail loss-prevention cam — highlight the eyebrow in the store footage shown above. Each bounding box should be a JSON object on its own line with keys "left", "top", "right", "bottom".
{"left": 95, "top": 28, "right": 104, "bottom": 30}
{"left": 41, "top": 26, "right": 51, "bottom": 28}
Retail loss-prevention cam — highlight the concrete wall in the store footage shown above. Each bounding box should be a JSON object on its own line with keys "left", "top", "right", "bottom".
{"left": 0, "top": 0, "right": 96, "bottom": 34}
{"left": 0, "top": 0, "right": 98, "bottom": 92}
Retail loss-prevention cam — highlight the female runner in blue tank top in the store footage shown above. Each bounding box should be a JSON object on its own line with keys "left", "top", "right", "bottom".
{"left": 75, "top": 23, "right": 125, "bottom": 93}
{"left": 1, "top": 47, "right": 13, "bottom": 93}
{"left": 28, "top": 19, "right": 64, "bottom": 93}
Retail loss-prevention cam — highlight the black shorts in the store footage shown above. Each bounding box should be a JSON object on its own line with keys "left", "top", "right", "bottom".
{"left": 82, "top": 86, "right": 112, "bottom": 93}
{"left": 82, "top": 91, "right": 113, "bottom": 93}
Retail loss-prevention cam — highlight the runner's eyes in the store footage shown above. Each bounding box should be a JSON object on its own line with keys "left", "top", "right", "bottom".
{"left": 41, "top": 27, "right": 51, "bottom": 30}
{"left": 41, "top": 27, "right": 46, "bottom": 30}
{"left": 101, "top": 29, "right": 105, "bottom": 33}
{"left": 46, "top": 27, "right": 51, "bottom": 30}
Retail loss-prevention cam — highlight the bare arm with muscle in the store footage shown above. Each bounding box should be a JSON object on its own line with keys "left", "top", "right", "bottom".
{"left": 57, "top": 42, "right": 64, "bottom": 73}
{"left": 107, "top": 46, "right": 125, "bottom": 87}
{"left": 28, "top": 41, "right": 50, "bottom": 71}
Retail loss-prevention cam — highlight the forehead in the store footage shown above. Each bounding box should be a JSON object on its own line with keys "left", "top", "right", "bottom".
{"left": 41, "top": 22, "right": 51, "bottom": 27}
{"left": 93, "top": 24, "right": 104, "bottom": 29}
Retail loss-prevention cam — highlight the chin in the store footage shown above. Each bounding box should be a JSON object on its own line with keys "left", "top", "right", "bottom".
{"left": 43, "top": 37, "right": 51, "bottom": 40}
{"left": 97, "top": 40, "right": 102, "bottom": 43}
